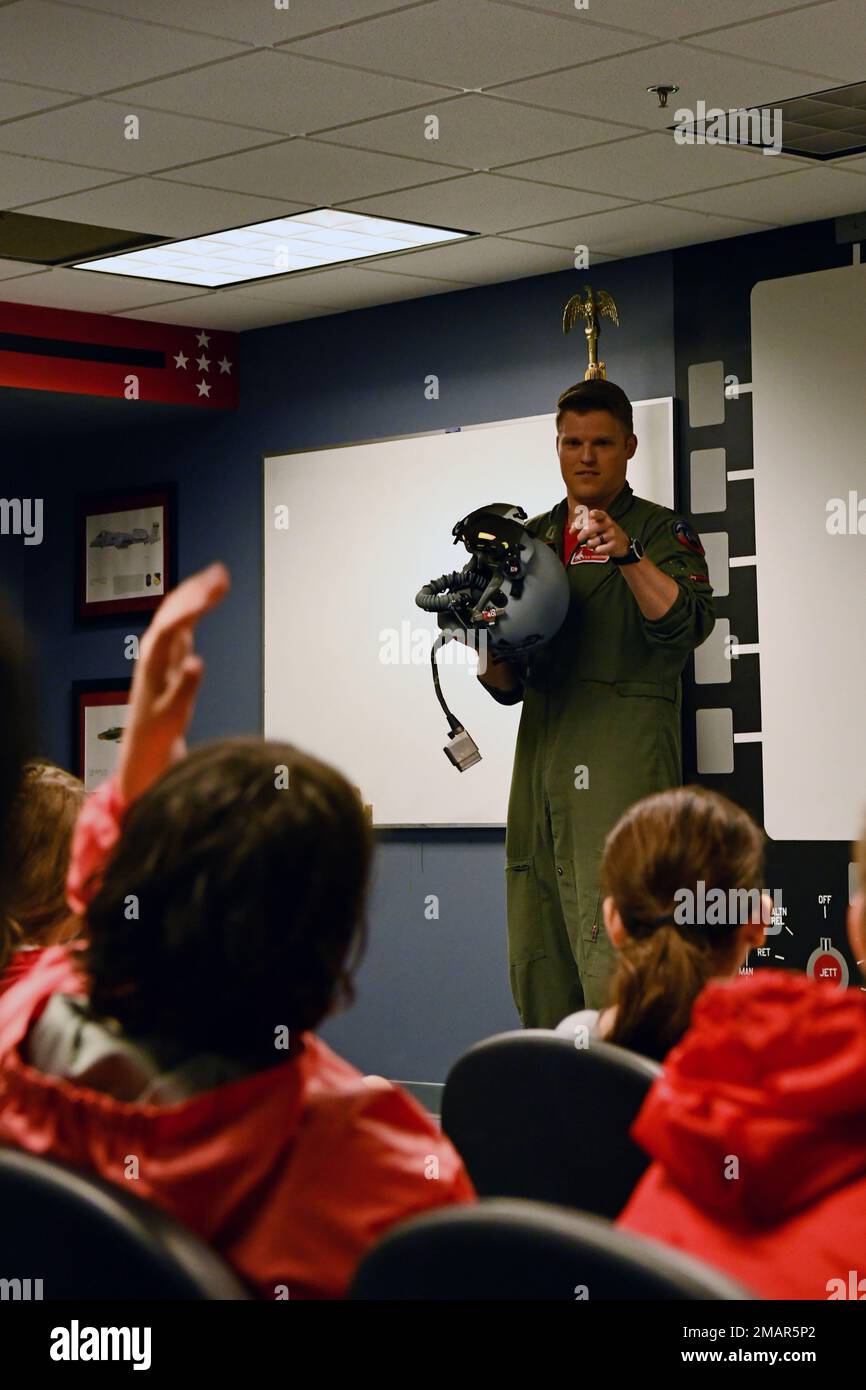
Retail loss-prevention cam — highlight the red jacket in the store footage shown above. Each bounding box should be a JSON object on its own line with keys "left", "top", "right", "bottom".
{"left": 0, "top": 779, "right": 475, "bottom": 1298}
{"left": 0, "top": 947, "right": 48, "bottom": 1000}
{"left": 618, "top": 971, "right": 866, "bottom": 1300}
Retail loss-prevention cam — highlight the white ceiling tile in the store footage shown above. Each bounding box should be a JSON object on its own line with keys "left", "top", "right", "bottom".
{"left": 503, "top": 201, "right": 770, "bottom": 255}
{"left": 503, "top": 231, "right": 618, "bottom": 261}
{"left": 287, "top": 0, "right": 650, "bottom": 88}
{"left": 0, "top": 150, "right": 122, "bottom": 205}
{"left": 595, "top": 207, "right": 772, "bottom": 253}
{"left": 503, "top": 130, "right": 800, "bottom": 200}
{"left": 345, "top": 172, "right": 631, "bottom": 232}
{"left": 0, "top": 259, "right": 47, "bottom": 280}
{"left": 0, "top": 264, "right": 207, "bottom": 310}
{"left": 492, "top": 40, "right": 833, "bottom": 126}
{"left": 664, "top": 165, "right": 866, "bottom": 224}
{"left": 199, "top": 274, "right": 351, "bottom": 309}
{"left": 0, "top": 100, "right": 287, "bottom": 173}
{"left": 0, "top": 79, "right": 79, "bottom": 121}
{"left": 120, "top": 293, "right": 337, "bottom": 330}
{"left": 0, "top": 0, "right": 242, "bottom": 96}
{"left": 15, "top": 178, "right": 309, "bottom": 236}
{"left": 0, "top": 0, "right": 853, "bottom": 319}
{"left": 505, "top": 233, "right": 619, "bottom": 262}
{"left": 235, "top": 263, "right": 472, "bottom": 308}
{"left": 366, "top": 233, "right": 573, "bottom": 281}
{"left": 120, "top": 51, "right": 444, "bottom": 136}
{"left": 320, "top": 93, "right": 643, "bottom": 168}
{"left": 53, "top": 0, "right": 416, "bottom": 46}
{"left": 684, "top": 0, "right": 866, "bottom": 83}
{"left": 489, "top": 0, "right": 830, "bottom": 41}
{"left": 160, "top": 137, "right": 459, "bottom": 203}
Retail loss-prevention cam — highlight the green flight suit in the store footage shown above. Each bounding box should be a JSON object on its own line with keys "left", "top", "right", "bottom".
{"left": 486, "top": 481, "right": 715, "bottom": 1028}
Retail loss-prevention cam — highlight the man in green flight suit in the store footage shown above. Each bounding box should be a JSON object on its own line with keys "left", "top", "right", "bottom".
{"left": 478, "top": 380, "right": 715, "bottom": 1028}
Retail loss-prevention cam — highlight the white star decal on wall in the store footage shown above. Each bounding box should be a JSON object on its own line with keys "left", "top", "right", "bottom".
{"left": 173, "top": 350, "right": 188, "bottom": 369}
{"left": 217, "top": 357, "right": 232, "bottom": 375}
{"left": 196, "top": 379, "right": 211, "bottom": 397}
{"left": 196, "top": 354, "right": 211, "bottom": 372}
{"left": 196, "top": 331, "right": 211, "bottom": 347}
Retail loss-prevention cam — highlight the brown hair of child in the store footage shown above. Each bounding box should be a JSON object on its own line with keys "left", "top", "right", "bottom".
{"left": 1, "top": 761, "right": 85, "bottom": 970}
{"left": 83, "top": 738, "right": 374, "bottom": 1070}
{"left": 601, "top": 785, "right": 766, "bottom": 1061}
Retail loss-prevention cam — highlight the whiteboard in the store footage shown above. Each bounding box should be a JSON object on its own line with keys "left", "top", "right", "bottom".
{"left": 264, "top": 400, "right": 674, "bottom": 826}
{"left": 752, "top": 264, "right": 866, "bottom": 841}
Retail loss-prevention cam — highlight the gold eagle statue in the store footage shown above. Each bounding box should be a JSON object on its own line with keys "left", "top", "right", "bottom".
{"left": 562, "top": 286, "right": 619, "bottom": 380}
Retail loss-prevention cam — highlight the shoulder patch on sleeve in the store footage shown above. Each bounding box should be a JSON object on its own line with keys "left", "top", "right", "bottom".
{"left": 673, "top": 519, "right": 705, "bottom": 556}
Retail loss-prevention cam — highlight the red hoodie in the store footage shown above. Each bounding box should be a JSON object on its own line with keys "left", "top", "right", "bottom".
{"left": 0, "top": 946, "right": 48, "bottom": 999}
{"left": 618, "top": 971, "right": 866, "bottom": 1300}
{"left": 0, "top": 778, "right": 475, "bottom": 1298}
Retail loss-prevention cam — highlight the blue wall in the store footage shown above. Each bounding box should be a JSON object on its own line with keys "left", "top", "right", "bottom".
{"left": 3, "top": 250, "right": 677, "bottom": 1081}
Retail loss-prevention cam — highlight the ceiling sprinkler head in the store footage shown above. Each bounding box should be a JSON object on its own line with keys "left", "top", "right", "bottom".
{"left": 647, "top": 84, "right": 680, "bottom": 110}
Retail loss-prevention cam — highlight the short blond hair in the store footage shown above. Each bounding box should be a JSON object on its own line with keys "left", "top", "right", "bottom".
{"left": 5, "top": 761, "right": 85, "bottom": 946}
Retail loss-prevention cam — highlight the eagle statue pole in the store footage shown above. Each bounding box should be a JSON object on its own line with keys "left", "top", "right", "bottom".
{"left": 562, "top": 286, "right": 619, "bottom": 380}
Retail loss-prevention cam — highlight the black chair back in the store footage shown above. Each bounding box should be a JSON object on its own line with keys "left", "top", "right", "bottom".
{"left": 351, "top": 1198, "right": 755, "bottom": 1300}
{"left": 0, "top": 1145, "right": 250, "bottom": 1299}
{"left": 442, "top": 1030, "right": 661, "bottom": 1217}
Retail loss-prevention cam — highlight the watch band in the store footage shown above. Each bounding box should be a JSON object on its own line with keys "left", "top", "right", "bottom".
{"left": 611, "top": 536, "right": 644, "bottom": 566}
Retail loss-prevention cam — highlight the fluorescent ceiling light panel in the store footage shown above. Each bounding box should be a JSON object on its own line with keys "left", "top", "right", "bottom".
{"left": 74, "top": 210, "right": 471, "bottom": 286}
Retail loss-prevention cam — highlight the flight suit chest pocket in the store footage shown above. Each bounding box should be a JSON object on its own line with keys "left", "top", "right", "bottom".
{"left": 505, "top": 856, "right": 546, "bottom": 964}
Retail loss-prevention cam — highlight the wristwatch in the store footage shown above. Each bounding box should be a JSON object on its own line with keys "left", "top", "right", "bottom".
{"left": 611, "top": 536, "right": 645, "bottom": 566}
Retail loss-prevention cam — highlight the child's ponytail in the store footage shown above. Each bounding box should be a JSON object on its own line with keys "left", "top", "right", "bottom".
{"left": 606, "top": 923, "right": 718, "bottom": 1061}
{"left": 600, "top": 786, "right": 766, "bottom": 1061}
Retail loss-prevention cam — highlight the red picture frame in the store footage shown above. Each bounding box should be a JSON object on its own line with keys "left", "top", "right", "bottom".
{"left": 76, "top": 485, "right": 175, "bottom": 620}
{"left": 71, "top": 679, "right": 132, "bottom": 791}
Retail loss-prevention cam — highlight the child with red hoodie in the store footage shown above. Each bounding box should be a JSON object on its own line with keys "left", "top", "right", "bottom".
{"left": 617, "top": 847, "right": 866, "bottom": 1300}
{"left": 0, "top": 563, "right": 474, "bottom": 1299}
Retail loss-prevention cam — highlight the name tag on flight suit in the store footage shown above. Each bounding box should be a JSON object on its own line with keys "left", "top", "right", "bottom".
{"left": 569, "top": 546, "right": 610, "bottom": 565}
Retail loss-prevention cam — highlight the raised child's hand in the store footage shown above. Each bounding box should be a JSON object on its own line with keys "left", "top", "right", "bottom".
{"left": 117, "top": 562, "right": 230, "bottom": 803}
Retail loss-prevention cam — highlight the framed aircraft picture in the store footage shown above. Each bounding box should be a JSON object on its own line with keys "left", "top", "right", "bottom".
{"left": 76, "top": 485, "right": 175, "bottom": 620}
{"left": 71, "top": 679, "right": 132, "bottom": 792}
